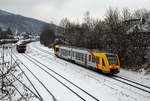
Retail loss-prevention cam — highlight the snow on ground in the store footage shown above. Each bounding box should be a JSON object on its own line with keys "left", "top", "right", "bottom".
{"left": 118, "top": 69, "right": 150, "bottom": 87}
{"left": 3, "top": 42, "right": 150, "bottom": 101}
{"left": 0, "top": 45, "right": 39, "bottom": 101}
{"left": 31, "top": 42, "right": 150, "bottom": 87}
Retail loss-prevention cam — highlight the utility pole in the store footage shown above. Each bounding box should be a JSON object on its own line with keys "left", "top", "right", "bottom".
{"left": 11, "top": 45, "right": 12, "bottom": 65}
{"left": 2, "top": 45, "right": 4, "bottom": 93}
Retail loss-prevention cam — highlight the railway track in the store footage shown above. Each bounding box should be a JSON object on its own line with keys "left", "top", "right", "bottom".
{"left": 4, "top": 46, "right": 43, "bottom": 101}
{"left": 10, "top": 55, "right": 43, "bottom": 101}
{"left": 33, "top": 46, "right": 150, "bottom": 94}
{"left": 111, "top": 75, "right": 150, "bottom": 94}
{"left": 12, "top": 52, "right": 57, "bottom": 101}
{"left": 21, "top": 53, "right": 100, "bottom": 101}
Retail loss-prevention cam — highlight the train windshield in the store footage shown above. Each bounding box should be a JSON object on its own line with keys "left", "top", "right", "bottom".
{"left": 106, "top": 54, "right": 118, "bottom": 65}
{"left": 56, "top": 48, "right": 59, "bottom": 52}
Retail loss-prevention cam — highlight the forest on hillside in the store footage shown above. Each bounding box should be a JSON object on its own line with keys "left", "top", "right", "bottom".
{"left": 40, "top": 8, "right": 150, "bottom": 73}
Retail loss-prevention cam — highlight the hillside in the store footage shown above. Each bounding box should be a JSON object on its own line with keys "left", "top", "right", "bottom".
{"left": 0, "top": 9, "right": 62, "bottom": 35}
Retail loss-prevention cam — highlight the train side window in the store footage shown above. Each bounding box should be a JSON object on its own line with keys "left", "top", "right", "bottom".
{"left": 96, "top": 57, "right": 99, "bottom": 64}
{"left": 78, "top": 53, "right": 79, "bottom": 60}
{"left": 63, "top": 50, "right": 65, "bottom": 55}
{"left": 74, "top": 52, "right": 75, "bottom": 57}
{"left": 62, "top": 49, "right": 64, "bottom": 55}
{"left": 89, "top": 55, "right": 91, "bottom": 62}
{"left": 102, "top": 59, "right": 105, "bottom": 66}
{"left": 67, "top": 50, "right": 69, "bottom": 56}
{"left": 79, "top": 53, "right": 81, "bottom": 60}
{"left": 76, "top": 52, "right": 78, "bottom": 59}
{"left": 80, "top": 53, "right": 82, "bottom": 61}
{"left": 92, "top": 56, "right": 95, "bottom": 62}
{"left": 73, "top": 51, "right": 74, "bottom": 57}
{"left": 78, "top": 53, "right": 80, "bottom": 60}
{"left": 67, "top": 50, "right": 68, "bottom": 56}
{"left": 64, "top": 50, "right": 67, "bottom": 56}
{"left": 69, "top": 51, "right": 70, "bottom": 56}
{"left": 80, "top": 53, "right": 83, "bottom": 61}
{"left": 64, "top": 50, "right": 65, "bottom": 56}
{"left": 76, "top": 52, "right": 77, "bottom": 59}
{"left": 66, "top": 50, "right": 67, "bottom": 56}
{"left": 72, "top": 51, "right": 74, "bottom": 57}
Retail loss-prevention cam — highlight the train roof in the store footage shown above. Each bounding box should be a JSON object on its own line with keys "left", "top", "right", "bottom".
{"left": 59, "top": 45, "right": 87, "bottom": 50}
{"left": 90, "top": 49, "right": 116, "bottom": 55}
{"left": 90, "top": 49, "right": 108, "bottom": 54}
{"left": 57, "top": 45, "right": 113, "bottom": 54}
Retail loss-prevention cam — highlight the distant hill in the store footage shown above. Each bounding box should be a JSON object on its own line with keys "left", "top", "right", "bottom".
{"left": 0, "top": 9, "right": 62, "bottom": 36}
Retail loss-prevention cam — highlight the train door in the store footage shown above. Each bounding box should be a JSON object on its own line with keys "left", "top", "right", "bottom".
{"left": 84, "top": 54, "right": 87, "bottom": 66}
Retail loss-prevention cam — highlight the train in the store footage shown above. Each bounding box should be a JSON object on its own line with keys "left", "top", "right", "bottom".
{"left": 54, "top": 45, "right": 120, "bottom": 74}
{"left": 16, "top": 40, "right": 27, "bottom": 53}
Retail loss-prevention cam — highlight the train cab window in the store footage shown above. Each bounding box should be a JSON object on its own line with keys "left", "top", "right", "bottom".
{"left": 92, "top": 56, "right": 95, "bottom": 63}
{"left": 56, "top": 48, "right": 59, "bottom": 52}
{"left": 89, "top": 55, "right": 91, "bottom": 62}
{"left": 102, "top": 59, "right": 105, "bottom": 66}
{"left": 96, "top": 57, "right": 99, "bottom": 64}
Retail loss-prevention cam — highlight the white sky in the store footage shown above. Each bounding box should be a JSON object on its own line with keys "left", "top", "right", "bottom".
{"left": 0, "top": 0, "right": 150, "bottom": 25}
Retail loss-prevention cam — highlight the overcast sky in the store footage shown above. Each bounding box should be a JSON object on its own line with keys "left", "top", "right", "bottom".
{"left": 0, "top": 0, "right": 150, "bottom": 25}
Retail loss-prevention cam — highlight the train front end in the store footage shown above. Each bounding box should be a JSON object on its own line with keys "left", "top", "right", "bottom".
{"left": 106, "top": 54, "right": 120, "bottom": 74}
{"left": 54, "top": 45, "right": 60, "bottom": 56}
{"left": 94, "top": 52, "right": 120, "bottom": 74}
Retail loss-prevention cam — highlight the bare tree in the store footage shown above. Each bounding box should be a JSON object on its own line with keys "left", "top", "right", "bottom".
{"left": 133, "top": 9, "right": 148, "bottom": 19}
{"left": 58, "top": 7, "right": 149, "bottom": 71}
{"left": 121, "top": 8, "right": 132, "bottom": 21}
{"left": 40, "top": 24, "right": 55, "bottom": 47}
{"left": 0, "top": 47, "right": 36, "bottom": 101}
